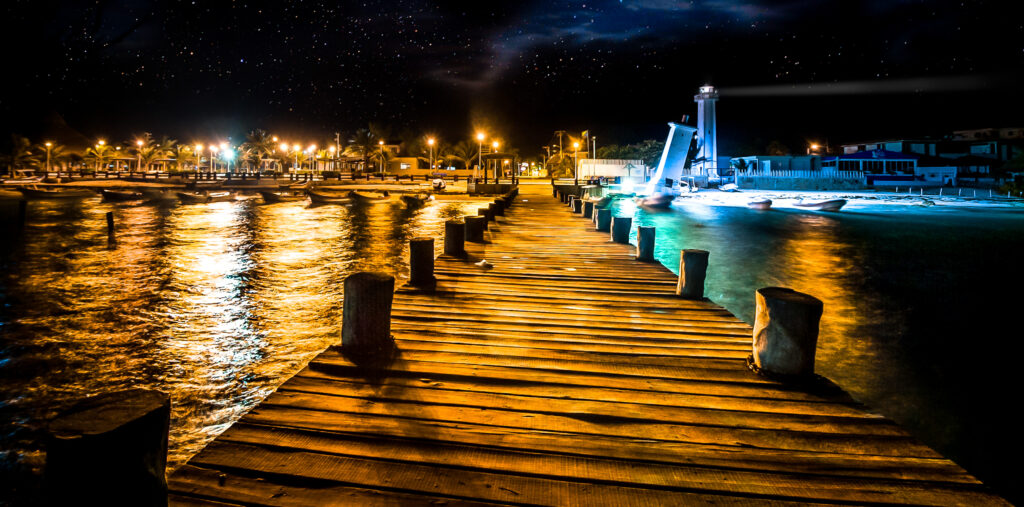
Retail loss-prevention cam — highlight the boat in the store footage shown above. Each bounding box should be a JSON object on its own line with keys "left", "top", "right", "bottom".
{"left": 400, "top": 193, "right": 432, "bottom": 207}
{"left": 17, "top": 186, "right": 95, "bottom": 199}
{"left": 794, "top": 198, "right": 847, "bottom": 212}
{"left": 719, "top": 183, "right": 739, "bottom": 192}
{"left": 431, "top": 178, "right": 446, "bottom": 191}
{"left": 348, "top": 190, "right": 392, "bottom": 204}
{"left": 101, "top": 189, "right": 146, "bottom": 202}
{"left": 747, "top": 199, "right": 772, "bottom": 210}
{"left": 176, "top": 191, "right": 234, "bottom": 204}
{"left": 307, "top": 189, "right": 351, "bottom": 204}
{"left": 635, "top": 193, "right": 675, "bottom": 209}
{"left": 259, "top": 190, "right": 306, "bottom": 203}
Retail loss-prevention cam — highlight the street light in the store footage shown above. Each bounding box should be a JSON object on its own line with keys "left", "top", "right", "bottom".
{"left": 44, "top": 142, "right": 52, "bottom": 175}
{"left": 573, "top": 141, "right": 580, "bottom": 180}
{"left": 309, "top": 145, "right": 317, "bottom": 174}
{"left": 135, "top": 139, "right": 144, "bottom": 172}
{"left": 491, "top": 141, "right": 500, "bottom": 181}
{"left": 209, "top": 145, "right": 219, "bottom": 173}
{"left": 195, "top": 144, "right": 203, "bottom": 172}
{"left": 378, "top": 140, "right": 385, "bottom": 175}
{"left": 427, "top": 138, "right": 435, "bottom": 171}
{"left": 475, "top": 132, "right": 485, "bottom": 181}
{"left": 328, "top": 145, "right": 336, "bottom": 173}
{"left": 292, "top": 144, "right": 300, "bottom": 171}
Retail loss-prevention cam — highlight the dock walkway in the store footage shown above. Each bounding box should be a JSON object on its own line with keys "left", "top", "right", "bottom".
{"left": 169, "top": 183, "right": 1003, "bottom": 505}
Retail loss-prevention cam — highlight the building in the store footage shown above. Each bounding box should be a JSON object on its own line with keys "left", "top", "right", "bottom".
{"left": 576, "top": 158, "right": 646, "bottom": 179}
{"left": 841, "top": 128, "right": 1024, "bottom": 166}
{"left": 731, "top": 155, "right": 821, "bottom": 173}
{"left": 694, "top": 85, "right": 719, "bottom": 177}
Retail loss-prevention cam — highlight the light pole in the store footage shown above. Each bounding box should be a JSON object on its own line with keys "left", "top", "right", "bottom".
{"left": 491, "top": 141, "right": 500, "bottom": 182}
{"left": 135, "top": 139, "right": 143, "bottom": 173}
{"left": 378, "top": 140, "right": 385, "bottom": 175}
{"left": 475, "top": 132, "right": 485, "bottom": 182}
{"left": 573, "top": 141, "right": 580, "bottom": 182}
{"left": 309, "top": 145, "right": 317, "bottom": 175}
{"left": 210, "top": 145, "right": 219, "bottom": 174}
{"left": 194, "top": 144, "right": 202, "bottom": 173}
{"left": 328, "top": 145, "right": 336, "bottom": 174}
{"left": 427, "top": 137, "right": 435, "bottom": 173}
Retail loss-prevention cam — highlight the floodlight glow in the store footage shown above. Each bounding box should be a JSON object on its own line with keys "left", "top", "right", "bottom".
{"left": 280, "top": 143, "right": 289, "bottom": 152}
{"left": 223, "top": 149, "right": 235, "bottom": 160}
{"left": 476, "top": 132, "right": 485, "bottom": 141}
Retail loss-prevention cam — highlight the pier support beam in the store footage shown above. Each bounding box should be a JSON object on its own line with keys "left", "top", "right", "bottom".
{"left": 636, "top": 226, "right": 655, "bottom": 261}
{"left": 751, "top": 287, "right": 823, "bottom": 378}
{"left": 444, "top": 220, "right": 466, "bottom": 256}
{"left": 583, "top": 201, "right": 594, "bottom": 219}
{"left": 409, "top": 237, "right": 435, "bottom": 287}
{"left": 493, "top": 198, "right": 506, "bottom": 216}
{"left": 341, "top": 272, "right": 395, "bottom": 355}
{"left": 465, "top": 215, "right": 487, "bottom": 243}
{"left": 595, "top": 208, "right": 612, "bottom": 232}
{"left": 487, "top": 203, "right": 498, "bottom": 221}
{"left": 106, "top": 211, "right": 115, "bottom": 244}
{"left": 611, "top": 216, "right": 631, "bottom": 244}
{"left": 45, "top": 388, "right": 170, "bottom": 506}
{"left": 477, "top": 208, "right": 490, "bottom": 229}
{"left": 676, "top": 249, "right": 709, "bottom": 299}
{"left": 571, "top": 198, "right": 583, "bottom": 214}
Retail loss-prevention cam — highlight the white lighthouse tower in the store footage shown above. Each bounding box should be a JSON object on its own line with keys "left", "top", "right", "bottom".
{"left": 694, "top": 85, "right": 719, "bottom": 178}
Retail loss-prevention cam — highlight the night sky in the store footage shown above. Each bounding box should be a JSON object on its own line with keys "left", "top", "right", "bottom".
{"left": 2, "top": 0, "right": 1021, "bottom": 154}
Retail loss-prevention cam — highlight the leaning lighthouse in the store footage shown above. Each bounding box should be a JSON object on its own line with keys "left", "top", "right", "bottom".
{"left": 694, "top": 85, "right": 719, "bottom": 178}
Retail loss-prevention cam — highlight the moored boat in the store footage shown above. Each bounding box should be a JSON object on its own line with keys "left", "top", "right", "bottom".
{"left": 348, "top": 190, "right": 392, "bottom": 203}
{"left": 101, "top": 189, "right": 146, "bottom": 202}
{"left": 17, "top": 187, "right": 95, "bottom": 199}
{"left": 177, "top": 191, "right": 234, "bottom": 204}
{"left": 747, "top": 199, "right": 772, "bottom": 210}
{"left": 719, "top": 183, "right": 739, "bottom": 192}
{"left": 635, "top": 193, "right": 675, "bottom": 209}
{"left": 400, "top": 193, "right": 432, "bottom": 207}
{"left": 259, "top": 190, "right": 306, "bottom": 203}
{"left": 307, "top": 189, "right": 351, "bottom": 204}
{"left": 795, "top": 198, "right": 847, "bottom": 212}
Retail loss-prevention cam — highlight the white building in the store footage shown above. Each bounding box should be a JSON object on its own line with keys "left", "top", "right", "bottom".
{"left": 576, "top": 159, "right": 646, "bottom": 179}
{"left": 694, "top": 85, "right": 719, "bottom": 177}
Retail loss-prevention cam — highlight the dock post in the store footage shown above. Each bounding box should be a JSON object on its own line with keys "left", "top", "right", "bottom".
{"left": 494, "top": 198, "right": 506, "bottom": 215}
{"left": 465, "top": 215, "right": 487, "bottom": 243}
{"left": 596, "top": 208, "right": 612, "bottom": 232}
{"left": 487, "top": 203, "right": 498, "bottom": 221}
{"left": 637, "top": 226, "right": 655, "bottom": 261}
{"left": 583, "top": 200, "right": 594, "bottom": 219}
{"left": 341, "top": 272, "right": 395, "bottom": 355}
{"left": 751, "top": 287, "right": 823, "bottom": 378}
{"left": 477, "top": 208, "right": 490, "bottom": 230}
{"left": 611, "top": 216, "right": 631, "bottom": 243}
{"left": 105, "top": 211, "right": 115, "bottom": 242}
{"left": 571, "top": 198, "right": 583, "bottom": 214}
{"left": 444, "top": 219, "right": 466, "bottom": 256}
{"left": 552, "top": 187, "right": 558, "bottom": 198}
{"left": 409, "top": 237, "right": 435, "bottom": 287}
{"left": 676, "top": 249, "right": 709, "bottom": 299}
{"left": 45, "top": 388, "right": 170, "bottom": 506}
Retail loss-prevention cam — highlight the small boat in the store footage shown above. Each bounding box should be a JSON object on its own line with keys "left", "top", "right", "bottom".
{"left": 794, "top": 198, "right": 847, "bottom": 212}
{"left": 747, "top": 199, "right": 772, "bottom": 210}
{"left": 176, "top": 191, "right": 234, "bottom": 204}
{"left": 17, "top": 186, "right": 95, "bottom": 199}
{"left": 307, "top": 189, "right": 351, "bottom": 204}
{"left": 348, "top": 190, "right": 392, "bottom": 204}
{"left": 101, "top": 189, "right": 146, "bottom": 202}
{"left": 259, "top": 190, "right": 306, "bottom": 203}
{"left": 719, "top": 183, "right": 739, "bottom": 192}
{"left": 279, "top": 181, "right": 312, "bottom": 190}
{"left": 400, "top": 193, "right": 432, "bottom": 207}
{"left": 432, "top": 178, "right": 446, "bottom": 191}
{"left": 635, "top": 193, "right": 675, "bottom": 209}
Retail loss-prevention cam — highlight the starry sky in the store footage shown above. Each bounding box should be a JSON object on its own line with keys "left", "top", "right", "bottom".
{"left": 1, "top": 0, "right": 1021, "bottom": 155}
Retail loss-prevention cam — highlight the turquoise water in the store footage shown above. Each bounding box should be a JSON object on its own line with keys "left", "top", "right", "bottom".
{"left": 609, "top": 194, "right": 1024, "bottom": 502}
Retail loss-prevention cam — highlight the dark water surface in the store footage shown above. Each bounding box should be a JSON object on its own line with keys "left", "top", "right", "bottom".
{"left": 608, "top": 196, "right": 1024, "bottom": 503}
{"left": 0, "top": 195, "right": 488, "bottom": 502}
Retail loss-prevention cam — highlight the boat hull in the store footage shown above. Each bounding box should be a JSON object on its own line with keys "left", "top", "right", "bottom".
{"left": 259, "top": 190, "right": 305, "bottom": 203}
{"left": 795, "top": 199, "right": 847, "bottom": 212}
{"left": 307, "top": 190, "right": 351, "bottom": 204}
{"left": 747, "top": 199, "right": 772, "bottom": 210}
{"left": 18, "top": 187, "right": 95, "bottom": 199}
{"left": 636, "top": 194, "right": 675, "bottom": 208}
{"left": 102, "top": 189, "right": 146, "bottom": 201}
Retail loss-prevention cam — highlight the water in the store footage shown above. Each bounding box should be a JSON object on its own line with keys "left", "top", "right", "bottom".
{"left": 609, "top": 191, "right": 1024, "bottom": 503}
{"left": 0, "top": 194, "right": 488, "bottom": 503}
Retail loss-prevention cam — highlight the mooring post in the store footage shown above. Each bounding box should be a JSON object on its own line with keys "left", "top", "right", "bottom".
{"left": 552, "top": 186, "right": 558, "bottom": 198}
{"left": 751, "top": 287, "right": 823, "bottom": 377}
{"left": 676, "top": 249, "right": 709, "bottom": 299}
{"left": 465, "top": 215, "right": 486, "bottom": 243}
{"left": 571, "top": 197, "right": 583, "bottom": 214}
{"left": 45, "top": 388, "right": 170, "bottom": 506}
{"left": 444, "top": 219, "right": 466, "bottom": 256}
{"left": 105, "top": 211, "right": 115, "bottom": 239}
{"left": 636, "top": 226, "right": 655, "bottom": 261}
{"left": 409, "top": 237, "right": 435, "bottom": 287}
{"left": 583, "top": 200, "right": 595, "bottom": 219}
{"left": 477, "top": 208, "right": 490, "bottom": 230}
{"left": 596, "top": 208, "right": 612, "bottom": 232}
{"left": 611, "top": 216, "right": 631, "bottom": 243}
{"left": 487, "top": 202, "right": 498, "bottom": 221}
{"left": 341, "top": 272, "right": 395, "bottom": 354}
{"left": 493, "top": 198, "right": 506, "bottom": 215}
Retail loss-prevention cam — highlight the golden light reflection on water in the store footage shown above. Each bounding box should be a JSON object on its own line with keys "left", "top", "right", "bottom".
{"left": 0, "top": 195, "right": 491, "bottom": 474}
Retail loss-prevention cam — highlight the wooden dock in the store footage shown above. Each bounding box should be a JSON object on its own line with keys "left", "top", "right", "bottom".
{"left": 168, "top": 184, "right": 1004, "bottom": 506}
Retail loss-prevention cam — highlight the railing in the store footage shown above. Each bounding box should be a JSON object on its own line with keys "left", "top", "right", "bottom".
{"left": 734, "top": 169, "right": 862, "bottom": 179}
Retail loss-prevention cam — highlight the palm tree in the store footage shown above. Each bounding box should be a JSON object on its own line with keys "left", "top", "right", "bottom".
{"left": 242, "top": 129, "right": 274, "bottom": 173}
{"left": 2, "top": 135, "right": 39, "bottom": 176}
{"left": 83, "top": 144, "right": 115, "bottom": 172}
{"left": 350, "top": 128, "right": 377, "bottom": 171}
{"left": 37, "top": 142, "right": 71, "bottom": 176}
{"left": 171, "top": 144, "right": 193, "bottom": 172}
{"left": 447, "top": 140, "right": 477, "bottom": 169}
{"left": 131, "top": 133, "right": 162, "bottom": 172}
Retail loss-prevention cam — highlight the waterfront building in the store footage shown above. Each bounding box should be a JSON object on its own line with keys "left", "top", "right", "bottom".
{"left": 576, "top": 158, "right": 647, "bottom": 180}
{"left": 694, "top": 85, "right": 720, "bottom": 178}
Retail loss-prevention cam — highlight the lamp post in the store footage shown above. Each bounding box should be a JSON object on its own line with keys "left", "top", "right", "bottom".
{"left": 427, "top": 137, "right": 435, "bottom": 173}
{"left": 309, "top": 145, "right": 317, "bottom": 175}
{"left": 209, "top": 145, "right": 219, "bottom": 174}
{"left": 573, "top": 141, "right": 580, "bottom": 182}
{"left": 194, "top": 144, "right": 203, "bottom": 173}
{"left": 292, "top": 144, "right": 300, "bottom": 172}
{"left": 135, "top": 139, "right": 144, "bottom": 173}
{"left": 328, "top": 145, "right": 336, "bottom": 174}
{"left": 43, "top": 142, "right": 53, "bottom": 175}
{"left": 475, "top": 132, "right": 485, "bottom": 182}
{"left": 378, "top": 140, "right": 385, "bottom": 175}
{"left": 491, "top": 141, "right": 500, "bottom": 182}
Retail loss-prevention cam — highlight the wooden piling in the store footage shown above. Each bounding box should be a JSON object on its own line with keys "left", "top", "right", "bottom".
{"left": 493, "top": 198, "right": 506, "bottom": 216}
{"left": 465, "top": 215, "right": 487, "bottom": 243}
{"left": 676, "top": 249, "right": 709, "bottom": 300}
{"left": 105, "top": 211, "right": 115, "bottom": 241}
{"left": 751, "top": 287, "right": 823, "bottom": 378}
{"left": 341, "top": 272, "right": 395, "bottom": 356}
{"left": 477, "top": 208, "right": 490, "bottom": 230}
{"left": 583, "top": 200, "right": 594, "bottom": 219}
{"left": 571, "top": 197, "right": 583, "bottom": 214}
{"left": 45, "top": 388, "right": 170, "bottom": 506}
{"left": 636, "top": 226, "right": 655, "bottom": 261}
{"left": 610, "top": 216, "right": 631, "bottom": 244}
{"left": 408, "top": 237, "right": 435, "bottom": 287}
{"left": 595, "top": 208, "right": 612, "bottom": 232}
{"left": 444, "top": 219, "right": 466, "bottom": 256}
{"left": 487, "top": 203, "right": 498, "bottom": 221}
